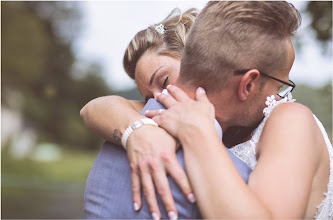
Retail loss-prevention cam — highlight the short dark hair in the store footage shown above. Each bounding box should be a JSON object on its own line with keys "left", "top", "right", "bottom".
{"left": 178, "top": 1, "right": 301, "bottom": 93}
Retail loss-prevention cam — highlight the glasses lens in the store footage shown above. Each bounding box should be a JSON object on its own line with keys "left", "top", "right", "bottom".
{"left": 278, "top": 85, "right": 293, "bottom": 98}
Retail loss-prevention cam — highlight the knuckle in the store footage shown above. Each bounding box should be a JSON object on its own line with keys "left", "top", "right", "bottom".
{"left": 157, "top": 186, "right": 167, "bottom": 197}
{"left": 173, "top": 168, "right": 186, "bottom": 181}
{"left": 159, "top": 115, "right": 167, "bottom": 124}
{"left": 147, "top": 157, "right": 157, "bottom": 168}
{"left": 137, "top": 161, "right": 146, "bottom": 173}
{"left": 132, "top": 184, "right": 140, "bottom": 192}
{"left": 160, "top": 151, "right": 172, "bottom": 164}
{"left": 143, "top": 187, "right": 153, "bottom": 198}
{"left": 160, "top": 94, "right": 167, "bottom": 102}
{"left": 130, "top": 163, "right": 137, "bottom": 173}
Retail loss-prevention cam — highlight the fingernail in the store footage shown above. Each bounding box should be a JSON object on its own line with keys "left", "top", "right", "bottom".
{"left": 155, "top": 92, "right": 162, "bottom": 98}
{"left": 166, "top": 84, "right": 172, "bottom": 89}
{"left": 187, "top": 193, "right": 196, "bottom": 203}
{"left": 198, "top": 87, "right": 205, "bottom": 94}
{"left": 151, "top": 212, "right": 160, "bottom": 220}
{"left": 133, "top": 202, "right": 139, "bottom": 211}
{"left": 168, "top": 211, "right": 178, "bottom": 220}
{"left": 144, "top": 110, "right": 149, "bottom": 115}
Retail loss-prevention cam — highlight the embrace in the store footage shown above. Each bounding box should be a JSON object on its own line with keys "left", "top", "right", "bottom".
{"left": 81, "top": 1, "right": 333, "bottom": 219}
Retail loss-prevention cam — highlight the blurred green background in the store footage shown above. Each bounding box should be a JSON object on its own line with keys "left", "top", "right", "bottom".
{"left": 1, "top": 1, "right": 332, "bottom": 219}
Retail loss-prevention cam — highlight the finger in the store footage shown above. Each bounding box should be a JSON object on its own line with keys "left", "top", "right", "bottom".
{"left": 155, "top": 92, "right": 178, "bottom": 108}
{"left": 151, "top": 165, "right": 178, "bottom": 220}
{"left": 195, "top": 87, "right": 209, "bottom": 102}
{"left": 131, "top": 168, "right": 142, "bottom": 211}
{"left": 140, "top": 166, "right": 161, "bottom": 219}
{"left": 166, "top": 85, "right": 190, "bottom": 102}
{"left": 166, "top": 160, "right": 196, "bottom": 204}
{"left": 145, "top": 109, "right": 163, "bottom": 118}
{"left": 150, "top": 161, "right": 178, "bottom": 219}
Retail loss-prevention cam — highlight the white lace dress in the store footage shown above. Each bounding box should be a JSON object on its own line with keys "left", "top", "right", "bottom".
{"left": 229, "top": 94, "right": 333, "bottom": 219}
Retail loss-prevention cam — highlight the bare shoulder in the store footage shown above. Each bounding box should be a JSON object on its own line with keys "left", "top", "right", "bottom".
{"left": 258, "top": 102, "right": 319, "bottom": 158}
{"left": 270, "top": 102, "right": 313, "bottom": 120}
{"left": 267, "top": 102, "right": 316, "bottom": 132}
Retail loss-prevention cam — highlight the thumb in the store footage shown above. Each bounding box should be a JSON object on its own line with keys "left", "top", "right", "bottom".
{"left": 195, "top": 87, "right": 209, "bottom": 102}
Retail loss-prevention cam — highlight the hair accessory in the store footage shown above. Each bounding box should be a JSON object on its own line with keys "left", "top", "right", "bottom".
{"left": 155, "top": 24, "right": 165, "bottom": 34}
{"left": 121, "top": 118, "right": 158, "bottom": 150}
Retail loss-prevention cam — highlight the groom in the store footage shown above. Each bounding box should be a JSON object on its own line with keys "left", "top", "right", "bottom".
{"left": 84, "top": 1, "right": 301, "bottom": 219}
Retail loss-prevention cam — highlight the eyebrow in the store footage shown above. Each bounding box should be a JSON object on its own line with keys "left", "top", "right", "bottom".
{"left": 149, "top": 66, "right": 165, "bottom": 86}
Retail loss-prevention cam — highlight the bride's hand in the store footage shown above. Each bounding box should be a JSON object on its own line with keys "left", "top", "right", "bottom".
{"left": 145, "top": 85, "right": 216, "bottom": 144}
{"left": 126, "top": 115, "right": 194, "bottom": 220}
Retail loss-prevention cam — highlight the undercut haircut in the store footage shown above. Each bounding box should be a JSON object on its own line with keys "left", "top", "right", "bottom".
{"left": 178, "top": 1, "right": 301, "bottom": 93}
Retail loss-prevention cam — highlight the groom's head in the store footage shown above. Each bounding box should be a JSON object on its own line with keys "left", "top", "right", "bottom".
{"left": 176, "top": 1, "right": 301, "bottom": 129}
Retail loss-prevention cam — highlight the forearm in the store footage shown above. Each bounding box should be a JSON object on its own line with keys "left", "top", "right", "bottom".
{"left": 80, "top": 96, "right": 145, "bottom": 145}
{"left": 181, "top": 129, "right": 271, "bottom": 219}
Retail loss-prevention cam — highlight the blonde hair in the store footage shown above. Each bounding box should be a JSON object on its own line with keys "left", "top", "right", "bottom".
{"left": 123, "top": 8, "right": 198, "bottom": 79}
{"left": 179, "top": 1, "right": 301, "bottom": 93}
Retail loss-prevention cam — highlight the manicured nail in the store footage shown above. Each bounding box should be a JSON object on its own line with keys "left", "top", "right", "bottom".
{"left": 144, "top": 110, "right": 149, "bottom": 115}
{"left": 168, "top": 211, "right": 178, "bottom": 220}
{"left": 198, "top": 87, "right": 205, "bottom": 94}
{"left": 187, "top": 193, "right": 196, "bottom": 203}
{"left": 133, "top": 202, "right": 139, "bottom": 211}
{"left": 166, "top": 84, "right": 172, "bottom": 89}
{"left": 155, "top": 92, "right": 162, "bottom": 98}
{"left": 151, "top": 212, "right": 160, "bottom": 220}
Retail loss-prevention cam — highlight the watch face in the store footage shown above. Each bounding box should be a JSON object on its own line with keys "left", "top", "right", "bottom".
{"left": 132, "top": 121, "right": 143, "bottom": 130}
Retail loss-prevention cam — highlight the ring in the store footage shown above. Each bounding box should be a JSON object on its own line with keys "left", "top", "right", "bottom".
{"left": 158, "top": 109, "right": 164, "bottom": 115}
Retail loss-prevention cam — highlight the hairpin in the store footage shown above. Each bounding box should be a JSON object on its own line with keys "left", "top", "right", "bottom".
{"left": 155, "top": 24, "right": 165, "bottom": 34}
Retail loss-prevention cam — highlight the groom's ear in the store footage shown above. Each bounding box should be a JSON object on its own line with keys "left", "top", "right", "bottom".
{"left": 237, "top": 69, "right": 260, "bottom": 101}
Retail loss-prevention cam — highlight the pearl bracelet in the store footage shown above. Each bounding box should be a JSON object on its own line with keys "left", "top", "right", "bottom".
{"left": 121, "top": 118, "right": 158, "bottom": 150}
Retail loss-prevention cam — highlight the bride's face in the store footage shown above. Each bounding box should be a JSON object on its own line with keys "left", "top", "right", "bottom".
{"left": 134, "top": 52, "right": 180, "bottom": 101}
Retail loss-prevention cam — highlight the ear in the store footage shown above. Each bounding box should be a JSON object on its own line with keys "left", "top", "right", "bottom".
{"left": 237, "top": 69, "right": 260, "bottom": 101}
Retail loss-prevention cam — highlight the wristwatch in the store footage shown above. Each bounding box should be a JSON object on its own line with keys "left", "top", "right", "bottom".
{"left": 121, "top": 118, "right": 158, "bottom": 150}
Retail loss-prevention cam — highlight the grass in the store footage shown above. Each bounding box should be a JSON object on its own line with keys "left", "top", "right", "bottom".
{"left": 2, "top": 148, "right": 99, "bottom": 218}
{"left": 2, "top": 148, "right": 99, "bottom": 182}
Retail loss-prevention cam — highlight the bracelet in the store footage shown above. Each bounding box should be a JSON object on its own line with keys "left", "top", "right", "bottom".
{"left": 121, "top": 118, "right": 158, "bottom": 150}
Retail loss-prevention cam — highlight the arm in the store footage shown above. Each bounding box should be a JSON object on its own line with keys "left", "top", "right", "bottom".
{"left": 80, "top": 95, "right": 145, "bottom": 145}
{"left": 149, "top": 86, "right": 319, "bottom": 218}
{"left": 80, "top": 96, "right": 194, "bottom": 219}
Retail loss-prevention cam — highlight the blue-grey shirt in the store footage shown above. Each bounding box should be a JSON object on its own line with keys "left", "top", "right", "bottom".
{"left": 84, "top": 99, "right": 252, "bottom": 219}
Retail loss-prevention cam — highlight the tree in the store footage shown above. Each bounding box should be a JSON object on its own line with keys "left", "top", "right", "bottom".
{"left": 2, "top": 2, "right": 113, "bottom": 149}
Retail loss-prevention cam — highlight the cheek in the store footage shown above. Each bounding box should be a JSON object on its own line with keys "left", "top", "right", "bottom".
{"left": 169, "top": 72, "right": 180, "bottom": 85}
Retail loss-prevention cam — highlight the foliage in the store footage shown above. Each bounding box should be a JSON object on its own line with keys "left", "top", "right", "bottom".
{"left": 306, "top": 2, "right": 332, "bottom": 43}
{"left": 305, "top": 1, "right": 332, "bottom": 54}
{"left": 292, "top": 82, "right": 332, "bottom": 141}
{"left": 2, "top": 2, "right": 113, "bottom": 149}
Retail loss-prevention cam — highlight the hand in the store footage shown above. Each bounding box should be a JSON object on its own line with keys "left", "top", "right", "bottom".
{"left": 145, "top": 85, "right": 216, "bottom": 142}
{"left": 126, "top": 124, "right": 195, "bottom": 220}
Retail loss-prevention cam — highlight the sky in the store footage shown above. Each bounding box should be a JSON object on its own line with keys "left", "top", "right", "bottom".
{"left": 74, "top": 1, "right": 333, "bottom": 91}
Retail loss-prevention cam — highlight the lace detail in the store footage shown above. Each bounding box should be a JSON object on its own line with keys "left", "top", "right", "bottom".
{"left": 229, "top": 94, "right": 333, "bottom": 218}
{"left": 313, "top": 115, "right": 333, "bottom": 219}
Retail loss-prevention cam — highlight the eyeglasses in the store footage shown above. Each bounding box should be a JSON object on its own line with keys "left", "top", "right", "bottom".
{"left": 236, "top": 69, "right": 296, "bottom": 98}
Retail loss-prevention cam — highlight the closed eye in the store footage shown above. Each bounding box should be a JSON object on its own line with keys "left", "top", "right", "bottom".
{"left": 162, "top": 76, "right": 169, "bottom": 89}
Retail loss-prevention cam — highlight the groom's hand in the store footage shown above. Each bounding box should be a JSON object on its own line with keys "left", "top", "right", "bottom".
{"left": 127, "top": 125, "right": 194, "bottom": 219}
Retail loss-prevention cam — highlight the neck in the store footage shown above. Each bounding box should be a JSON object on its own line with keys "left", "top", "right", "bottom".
{"left": 209, "top": 90, "right": 236, "bottom": 132}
